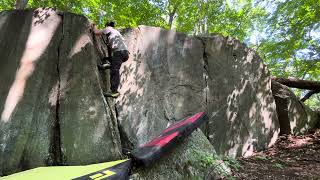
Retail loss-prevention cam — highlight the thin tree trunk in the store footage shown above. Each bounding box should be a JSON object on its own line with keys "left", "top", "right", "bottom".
{"left": 272, "top": 77, "right": 320, "bottom": 91}
{"left": 168, "top": 5, "right": 178, "bottom": 29}
{"left": 168, "top": 13, "right": 175, "bottom": 29}
{"left": 14, "top": 0, "right": 28, "bottom": 9}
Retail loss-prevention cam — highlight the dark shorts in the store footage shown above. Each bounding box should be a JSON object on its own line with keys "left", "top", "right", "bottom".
{"left": 110, "top": 50, "right": 129, "bottom": 92}
{"left": 114, "top": 50, "right": 129, "bottom": 63}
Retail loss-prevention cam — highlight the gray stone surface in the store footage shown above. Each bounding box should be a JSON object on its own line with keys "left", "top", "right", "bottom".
{"left": 0, "top": 9, "right": 121, "bottom": 175}
{"left": 272, "top": 81, "right": 320, "bottom": 135}
{"left": 118, "top": 26, "right": 230, "bottom": 179}
{"left": 118, "top": 26, "right": 206, "bottom": 146}
{"left": 118, "top": 26, "right": 280, "bottom": 160}
{"left": 202, "top": 36, "right": 280, "bottom": 157}
{"left": 0, "top": 9, "right": 62, "bottom": 175}
{"left": 58, "top": 12, "right": 122, "bottom": 165}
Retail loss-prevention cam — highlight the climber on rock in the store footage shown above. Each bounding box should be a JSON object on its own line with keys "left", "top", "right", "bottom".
{"left": 91, "top": 21, "right": 129, "bottom": 98}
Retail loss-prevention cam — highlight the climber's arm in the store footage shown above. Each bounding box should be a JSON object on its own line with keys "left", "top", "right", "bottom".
{"left": 91, "top": 24, "right": 104, "bottom": 35}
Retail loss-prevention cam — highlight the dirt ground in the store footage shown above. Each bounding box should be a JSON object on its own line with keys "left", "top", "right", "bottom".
{"left": 231, "top": 130, "right": 320, "bottom": 180}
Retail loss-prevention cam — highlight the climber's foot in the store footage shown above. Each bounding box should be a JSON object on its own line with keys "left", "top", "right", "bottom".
{"left": 97, "top": 62, "right": 111, "bottom": 70}
{"left": 104, "top": 91, "right": 120, "bottom": 98}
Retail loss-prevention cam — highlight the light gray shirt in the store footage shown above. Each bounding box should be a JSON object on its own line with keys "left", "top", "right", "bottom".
{"left": 101, "top": 27, "right": 128, "bottom": 52}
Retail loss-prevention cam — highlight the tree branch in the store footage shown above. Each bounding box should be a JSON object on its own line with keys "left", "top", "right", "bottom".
{"left": 272, "top": 77, "right": 320, "bottom": 91}
{"left": 301, "top": 90, "right": 320, "bottom": 102}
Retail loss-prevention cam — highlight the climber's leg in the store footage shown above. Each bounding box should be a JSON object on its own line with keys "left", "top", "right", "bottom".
{"left": 98, "top": 57, "right": 111, "bottom": 70}
{"left": 102, "top": 56, "right": 111, "bottom": 63}
{"left": 109, "top": 51, "right": 123, "bottom": 94}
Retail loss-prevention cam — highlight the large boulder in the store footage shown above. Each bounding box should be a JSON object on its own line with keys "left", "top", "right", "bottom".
{"left": 272, "top": 81, "right": 320, "bottom": 135}
{"left": 118, "top": 27, "right": 229, "bottom": 178}
{"left": 58, "top": 12, "right": 122, "bottom": 165}
{"left": 201, "top": 36, "right": 279, "bottom": 157}
{"left": 0, "top": 9, "right": 61, "bottom": 175}
{"left": 0, "top": 9, "right": 122, "bottom": 175}
{"left": 118, "top": 26, "right": 279, "bottom": 159}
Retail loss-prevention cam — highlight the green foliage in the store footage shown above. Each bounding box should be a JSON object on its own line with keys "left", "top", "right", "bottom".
{"left": 190, "top": 150, "right": 223, "bottom": 174}
{"left": 258, "top": 0, "right": 320, "bottom": 80}
{"left": 222, "top": 156, "right": 242, "bottom": 172}
{"left": 255, "top": 0, "right": 320, "bottom": 109}
{"left": 254, "top": 155, "right": 268, "bottom": 161}
{"left": 206, "top": 0, "right": 267, "bottom": 41}
{"left": 159, "top": 0, "right": 267, "bottom": 41}
{"left": 0, "top": 0, "right": 14, "bottom": 11}
{"left": 26, "top": 0, "right": 166, "bottom": 28}
{"left": 193, "top": 150, "right": 216, "bottom": 168}
{"left": 190, "top": 150, "right": 241, "bottom": 179}
{"left": 273, "top": 163, "right": 285, "bottom": 169}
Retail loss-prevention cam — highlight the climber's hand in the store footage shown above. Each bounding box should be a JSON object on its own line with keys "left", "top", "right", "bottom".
{"left": 88, "top": 22, "right": 95, "bottom": 30}
{"left": 89, "top": 23, "right": 96, "bottom": 33}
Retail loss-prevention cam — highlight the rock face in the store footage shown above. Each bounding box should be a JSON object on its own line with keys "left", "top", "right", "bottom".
{"left": 117, "top": 27, "right": 230, "bottom": 178}
{"left": 0, "top": 9, "right": 121, "bottom": 175}
{"left": 202, "top": 36, "right": 279, "bottom": 157}
{"left": 118, "top": 26, "right": 280, "bottom": 159}
{"left": 272, "top": 81, "right": 320, "bottom": 135}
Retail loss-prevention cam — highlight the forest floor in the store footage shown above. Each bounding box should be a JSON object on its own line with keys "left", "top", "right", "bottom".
{"left": 231, "top": 130, "right": 320, "bottom": 180}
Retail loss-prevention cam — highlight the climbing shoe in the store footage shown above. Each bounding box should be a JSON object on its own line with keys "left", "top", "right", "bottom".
{"left": 97, "top": 62, "right": 111, "bottom": 70}
{"left": 104, "top": 91, "right": 120, "bottom": 98}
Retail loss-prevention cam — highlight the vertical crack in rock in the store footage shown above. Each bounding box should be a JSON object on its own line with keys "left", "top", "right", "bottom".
{"left": 197, "top": 37, "right": 209, "bottom": 107}
{"left": 90, "top": 32, "right": 123, "bottom": 156}
{"left": 105, "top": 27, "right": 144, "bottom": 151}
{"left": 197, "top": 37, "right": 210, "bottom": 137}
{"left": 114, "top": 105, "right": 134, "bottom": 150}
{"left": 50, "top": 12, "right": 64, "bottom": 165}
{"left": 105, "top": 98, "right": 123, "bottom": 155}
{"left": 108, "top": 28, "right": 145, "bottom": 151}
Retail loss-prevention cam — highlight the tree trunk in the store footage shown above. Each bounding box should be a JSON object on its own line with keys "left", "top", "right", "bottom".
{"left": 168, "top": 12, "right": 175, "bottom": 29}
{"left": 14, "top": 0, "right": 28, "bottom": 9}
{"left": 272, "top": 77, "right": 320, "bottom": 91}
{"left": 168, "top": 5, "right": 178, "bottom": 29}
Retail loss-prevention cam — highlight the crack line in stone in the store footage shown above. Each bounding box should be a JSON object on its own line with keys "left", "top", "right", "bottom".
{"left": 51, "top": 12, "right": 64, "bottom": 165}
